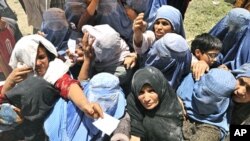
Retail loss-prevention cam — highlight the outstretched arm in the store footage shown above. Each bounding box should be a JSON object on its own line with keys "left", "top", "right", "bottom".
{"left": 67, "top": 83, "right": 103, "bottom": 119}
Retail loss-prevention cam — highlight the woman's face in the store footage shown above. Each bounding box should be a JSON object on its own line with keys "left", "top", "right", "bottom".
{"left": 138, "top": 84, "right": 159, "bottom": 110}
{"left": 233, "top": 77, "right": 250, "bottom": 103}
{"left": 35, "top": 45, "right": 49, "bottom": 77}
{"left": 154, "top": 18, "right": 173, "bottom": 39}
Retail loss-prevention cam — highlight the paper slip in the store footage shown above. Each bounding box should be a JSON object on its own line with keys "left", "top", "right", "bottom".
{"left": 93, "top": 113, "right": 120, "bottom": 136}
{"left": 68, "top": 39, "right": 76, "bottom": 53}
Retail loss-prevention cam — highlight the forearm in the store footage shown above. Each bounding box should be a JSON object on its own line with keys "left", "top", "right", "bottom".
{"left": 87, "top": 0, "right": 99, "bottom": 16}
{"left": 67, "top": 83, "right": 89, "bottom": 111}
{"left": 133, "top": 33, "right": 143, "bottom": 47}
{"left": 77, "top": 10, "right": 91, "bottom": 31}
{"left": 78, "top": 59, "right": 91, "bottom": 81}
{"left": 77, "top": 0, "right": 100, "bottom": 31}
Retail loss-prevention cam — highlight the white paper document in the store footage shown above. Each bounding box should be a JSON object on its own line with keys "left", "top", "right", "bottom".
{"left": 93, "top": 113, "right": 120, "bottom": 136}
{"left": 67, "top": 39, "right": 76, "bottom": 53}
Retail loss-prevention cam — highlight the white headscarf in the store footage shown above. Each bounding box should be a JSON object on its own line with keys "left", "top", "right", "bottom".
{"left": 9, "top": 34, "right": 69, "bottom": 84}
{"left": 82, "top": 24, "right": 130, "bottom": 69}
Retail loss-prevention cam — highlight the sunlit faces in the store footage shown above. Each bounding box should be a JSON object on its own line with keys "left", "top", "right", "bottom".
{"left": 138, "top": 84, "right": 159, "bottom": 110}
{"left": 154, "top": 18, "right": 173, "bottom": 39}
{"left": 35, "top": 45, "right": 50, "bottom": 77}
{"left": 233, "top": 77, "right": 250, "bottom": 103}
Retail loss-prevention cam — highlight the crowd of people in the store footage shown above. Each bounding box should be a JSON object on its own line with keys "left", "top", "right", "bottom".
{"left": 0, "top": 0, "right": 250, "bottom": 141}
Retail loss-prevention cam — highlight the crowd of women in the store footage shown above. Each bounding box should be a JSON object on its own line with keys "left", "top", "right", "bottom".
{"left": 0, "top": 0, "right": 250, "bottom": 141}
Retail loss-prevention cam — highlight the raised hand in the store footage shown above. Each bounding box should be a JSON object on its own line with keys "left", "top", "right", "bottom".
{"left": 82, "top": 32, "right": 95, "bottom": 61}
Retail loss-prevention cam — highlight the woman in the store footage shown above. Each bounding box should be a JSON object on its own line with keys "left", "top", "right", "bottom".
{"left": 94, "top": 0, "right": 133, "bottom": 48}
{"left": 41, "top": 8, "right": 72, "bottom": 57}
{"left": 44, "top": 72, "right": 127, "bottom": 141}
{"left": 144, "top": 33, "right": 191, "bottom": 90}
{"left": 127, "top": 67, "right": 184, "bottom": 141}
{"left": 209, "top": 8, "right": 250, "bottom": 70}
{"left": 0, "top": 34, "right": 103, "bottom": 140}
{"left": 133, "top": 5, "right": 185, "bottom": 54}
{"left": 230, "top": 63, "right": 250, "bottom": 125}
{"left": 192, "top": 8, "right": 250, "bottom": 80}
{"left": 177, "top": 68, "right": 236, "bottom": 141}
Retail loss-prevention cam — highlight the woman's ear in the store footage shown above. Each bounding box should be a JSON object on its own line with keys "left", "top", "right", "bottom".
{"left": 194, "top": 49, "right": 202, "bottom": 60}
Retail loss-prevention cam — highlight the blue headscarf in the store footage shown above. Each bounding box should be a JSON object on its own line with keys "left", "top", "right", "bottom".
{"left": 125, "top": 0, "right": 150, "bottom": 14}
{"left": 145, "top": 33, "right": 191, "bottom": 90}
{"left": 43, "top": 73, "right": 126, "bottom": 141}
{"left": 143, "top": 0, "right": 168, "bottom": 29}
{"left": 95, "top": 0, "right": 133, "bottom": 48}
{"left": 177, "top": 69, "right": 236, "bottom": 138}
{"left": 64, "top": 1, "right": 87, "bottom": 26}
{"left": 148, "top": 5, "right": 185, "bottom": 38}
{"left": 231, "top": 63, "right": 250, "bottom": 78}
{"left": 41, "top": 8, "right": 71, "bottom": 56}
{"left": 209, "top": 8, "right": 250, "bottom": 70}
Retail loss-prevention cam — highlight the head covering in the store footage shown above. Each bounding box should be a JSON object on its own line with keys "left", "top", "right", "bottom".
{"left": 83, "top": 73, "right": 126, "bottom": 137}
{"left": 231, "top": 63, "right": 250, "bottom": 78}
{"left": 95, "top": 0, "right": 133, "bottom": 47}
{"left": 209, "top": 8, "right": 250, "bottom": 70}
{"left": 82, "top": 24, "right": 130, "bottom": 69}
{"left": 228, "top": 64, "right": 250, "bottom": 126}
{"left": 145, "top": 33, "right": 191, "bottom": 90}
{"left": 127, "top": 67, "right": 183, "bottom": 141}
{"left": 150, "top": 5, "right": 185, "bottom": 38}
{"left": 64, "top": 2, "right": 87, "bottom": 26}
{"left": 177, "top": 68, "right": 236, "bottom": 137}
{"left": 41, "top": 8, "right": 70, "bottom": 55}
{"left": 44, "top": 72, "right": 127, "bottom": 141}
{"left": 125, "top": 0, "right": 149, "bottom": 14}
{"left": 143, "top": 0, "right": 168, "bottom": 29}
{"left": 86, "top": 72, "right": 126, "bottom": 118}
{"left": 9, "top": 34, "right": 69, "bottom": 84}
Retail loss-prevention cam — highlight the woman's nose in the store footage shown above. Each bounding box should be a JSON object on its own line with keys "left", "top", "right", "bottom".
{"left": 237, "top": 87, "right": 246, "bottom": 96}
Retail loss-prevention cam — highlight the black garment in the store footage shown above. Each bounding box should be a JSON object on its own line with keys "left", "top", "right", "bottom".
{"left": 231, "top": 102, "right": 250, "bottom": 125}
{"left": 127, "top": 67, "right": 183, "bottom": 141}
{"left": 5, "top": 76, "right": 60, "bottom": 141}
{"left": 168, "top": 0, "right": 190, "bottom": 19}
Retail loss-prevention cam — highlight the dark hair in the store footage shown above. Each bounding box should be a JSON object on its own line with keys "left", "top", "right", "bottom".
{"left": 191, "top": 33, "right": 222, "bottom": 54}
{"left": 39, "top": 43, "right": 56, "bottom": 62}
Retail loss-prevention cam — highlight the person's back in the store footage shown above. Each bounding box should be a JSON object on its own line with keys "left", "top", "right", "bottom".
{"left": 177, "top": 68, "right": 236, "bottom": 141}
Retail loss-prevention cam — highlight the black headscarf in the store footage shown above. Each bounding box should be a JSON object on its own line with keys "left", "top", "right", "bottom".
{"left": 127, "top": 67, "right": 183, "bottom": 141}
